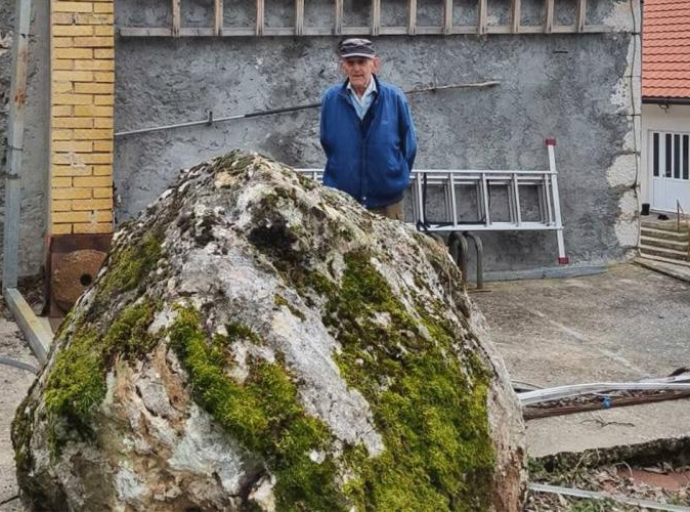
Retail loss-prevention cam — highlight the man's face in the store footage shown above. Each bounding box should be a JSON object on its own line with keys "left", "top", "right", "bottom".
{"left": 341, "top": 57, "right": 380, "bottom": 90}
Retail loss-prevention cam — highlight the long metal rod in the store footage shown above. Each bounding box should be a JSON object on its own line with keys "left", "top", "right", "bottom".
{"left": 449, "top": 172, "right": 458, "bottom": 227}
{"left": 518, "top": 381, "right": 690, "bottom": 406}
{"left": 114, "top": 81, "right": 500, "bottom": 137}
{"left": 481, "top": 173, "right": 491, "bottom": 226}
{"left": 512, "top": 173, "right": 522, "bottom": 226}
{"left": 547, "top": 142, "right": 567, "bottom": 263}
{"left": 3, "top": 0, "right": 32, "bottom": 290}
{"left": 528, "top": 483, "right": 690, "bottom": 512}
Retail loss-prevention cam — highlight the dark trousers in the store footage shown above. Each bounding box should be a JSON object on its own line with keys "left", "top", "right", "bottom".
{"left": 368, "top": 200, "right": 404, "bottom": 221}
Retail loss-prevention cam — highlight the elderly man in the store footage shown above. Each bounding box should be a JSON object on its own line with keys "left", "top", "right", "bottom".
{"left": 320, "top": 38, "right": 417, "bottom": 220}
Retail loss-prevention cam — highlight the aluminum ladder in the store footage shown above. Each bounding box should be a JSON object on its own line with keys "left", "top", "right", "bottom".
{"left": 296, "top": 138, "right": 568, "bottom": 269}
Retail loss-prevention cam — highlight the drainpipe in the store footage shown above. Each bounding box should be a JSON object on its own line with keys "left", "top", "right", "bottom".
{"left": 2, "top": 0, "right": 32, "bottom": 291}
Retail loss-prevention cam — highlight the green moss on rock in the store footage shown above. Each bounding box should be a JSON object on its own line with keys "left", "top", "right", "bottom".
{"left": 247, "top": 210, "right": 497, "bottom": 511}
{"left": 274, "top": 295, "right": 306, "bottom": 322}
{"left": 169, "top": 308, "right": 347, "bottom": 511}
{"left": 323, "top": 251, "right": 495, "bottom": 511}
{"left": 12, "top": 387, "right": 39, "bottom": 475}
{"left": 100, "top": 231, "right": 162, "bottom": 295}
{"left": 44, "top": 300, "right": 156, "bottom": 452}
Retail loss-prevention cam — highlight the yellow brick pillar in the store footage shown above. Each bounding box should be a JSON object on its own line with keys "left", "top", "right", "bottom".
{"left": 48, "top": 0, "right": 115, "bottom": 315}
{"left": 50, "top": 0, "right": 114, "bottom": 236}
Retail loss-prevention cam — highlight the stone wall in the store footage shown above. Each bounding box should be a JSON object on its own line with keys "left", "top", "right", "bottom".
{"left": 0, "top": 0, "right": 50, "bottom": 279}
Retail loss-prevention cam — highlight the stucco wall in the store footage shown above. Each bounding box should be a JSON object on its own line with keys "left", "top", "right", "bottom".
{"left": 0, "top": 0, "right": 50, "bottom": 279}
{"left": 113, "top": 0, "right": 641, "bottom": 273}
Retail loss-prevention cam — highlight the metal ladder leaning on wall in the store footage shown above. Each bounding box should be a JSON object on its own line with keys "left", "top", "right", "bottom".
{"left": 297, "top": 138, "right": 568, "bottom": 286}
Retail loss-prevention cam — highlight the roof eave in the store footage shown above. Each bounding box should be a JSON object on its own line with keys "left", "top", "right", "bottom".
{"left": 643, "top": 96, "right": 690, "bottom": 106}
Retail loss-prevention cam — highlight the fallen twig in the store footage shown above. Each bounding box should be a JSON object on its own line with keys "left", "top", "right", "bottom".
{"left": 581, "top": 415, "right": 636, "bottom": 428}
{"left": 0, "top": 495, "right": 20, "bottom": 507}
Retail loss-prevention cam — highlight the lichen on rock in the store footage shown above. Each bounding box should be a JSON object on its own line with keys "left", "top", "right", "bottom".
{"left": 12, "top": 150, "right": 526, "bottom": 511}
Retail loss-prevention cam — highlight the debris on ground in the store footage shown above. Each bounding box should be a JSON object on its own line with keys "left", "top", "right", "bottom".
{"left": 526, "top": 440, "right": 690, "bottom": 511}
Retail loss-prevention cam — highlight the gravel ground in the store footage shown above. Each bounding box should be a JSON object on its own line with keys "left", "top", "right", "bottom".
{"left": 0, "top": 290, "right": 40, "bottom": 512}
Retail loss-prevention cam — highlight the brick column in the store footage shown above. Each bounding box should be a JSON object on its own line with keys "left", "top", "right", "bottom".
{"left": 50, "top": 0, "right": 114, "bottom": 236}
{"left": 48, "top": 0, "right": 114, "bottom": 315}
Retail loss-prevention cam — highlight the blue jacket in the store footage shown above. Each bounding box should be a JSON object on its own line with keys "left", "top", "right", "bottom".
{"left": 320, "top": 76, "right": 417, "bottom": 209}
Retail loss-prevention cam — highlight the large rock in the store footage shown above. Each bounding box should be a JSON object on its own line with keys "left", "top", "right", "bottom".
{"left": 12, "top": 151, "right": 526, "bottom": 511}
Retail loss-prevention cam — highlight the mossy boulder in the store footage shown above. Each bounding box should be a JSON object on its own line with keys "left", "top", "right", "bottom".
{"left": 12, "top": 151, "right": 526, "bottom": 511}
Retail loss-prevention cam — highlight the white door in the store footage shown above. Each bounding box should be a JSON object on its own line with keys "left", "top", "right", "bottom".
{"left": 650, "top": 130, "right": 690, "bottom": 212}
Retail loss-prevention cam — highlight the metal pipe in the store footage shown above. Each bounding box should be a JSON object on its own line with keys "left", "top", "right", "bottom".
{"left": 449, "top": 172, "right": 458, "bottom": 227}
{"left": 481, "top": 173, "right": 491, "bottom": 226}
{"left": 528, "top": 483, "right": 690, "bottom": 512}
{"left": 0, "top": 356, "right": 38, "bottom": 375}
{"left": 2, "top": 0, "right": 32, "bottom": 290}
{"left": 518, "top": 381, "right": 690, "bottom": 406}
{"left": 465, "top": 232, "right": 484, "bottom": 290}
{"left": 114, "top": 81, "right": 500, "bottom": 138}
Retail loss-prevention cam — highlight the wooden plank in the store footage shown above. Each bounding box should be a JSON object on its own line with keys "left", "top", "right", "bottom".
{"left": 264, "top": 27, "right": 296, "bottom": 36}
{"left": 408, "top": 0, "right": 417, "bottom": 34}
{"left": 477, "top": 0, "right": 487, "bottom": 35}
{"left": 119, "top": 27, "right": 174, "bottom": 36}
{"left": 256, "top": 0, "right": 264, "bottom": 36}
{"left": 414, "top": 25, "right": 444, "bottom": 35}
{"left": 172, "top": 0, "right": 181, "bottom": 37}
{"left": 371, "top": 0, "right": 381, "bottom": 36}
{"left": 517, "top": 25, "right": 547, "bottom": 33}
{"left": 451, "top": 25, "right": 481, "bottom": 34}
{"left": 342, "top": 26, "right": 373, "bottom": 35}
{"left": 443, "top": 0, "right": 453, "bottom": 35}
{"left": 550, "top": 24, "right": 578, "bottom": 33}
{"left": 335, "top": 0, "right": 343, "bottom": 35}
{"left": 295, "top": 0, "right": 304, "bottom": 35}
{"left": 511, "top": 0, "right": 521, "bottom": 33}
{"left": 485, "top": 25, "right": 512, "bottom": 34}
{"left": 214, "top": 0, "right": 223, "bottom": 35}
{"left": 544, "top": 0, "right": 554, "bottom": 33}
{"left": 582, "top": 24, "right": 611, "bottom": 33}
{"left": 304, "top": 27, "right": 338, "bottom": 36}
{"left": 181, "top": 27, "right": 214, "bottom": 35}
{"left": 379, "top": 26, "right": 410, "bottom": 35}
{"left": 220, "top": 27, "right": 256, "bottom": 36}
{"left": 4, "top": 288, "right": 51, "bottom": 365}
{"left": 577, "top": 0, "right": 587, "bottom": 32}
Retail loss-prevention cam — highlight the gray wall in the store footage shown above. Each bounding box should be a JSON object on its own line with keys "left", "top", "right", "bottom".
{"left": 114, "top": 0, "right": 641, "bottom": 272}
{"left": 0, "top": 0, "right": 50, "bottom": 279}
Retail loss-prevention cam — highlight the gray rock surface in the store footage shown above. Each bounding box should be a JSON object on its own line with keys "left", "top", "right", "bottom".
{"left": 13, "top": 151, "right": 525, "bottom": 511}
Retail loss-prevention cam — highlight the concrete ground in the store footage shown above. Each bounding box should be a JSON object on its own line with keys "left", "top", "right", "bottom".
{"left": 0, "top": 305, "right": 37, "bottom": 512}
{"left": 474, "top": 263, "right": 690, "bottom": 458}
{"left": 1, "top": 263, "right": 689, "bottom": 507}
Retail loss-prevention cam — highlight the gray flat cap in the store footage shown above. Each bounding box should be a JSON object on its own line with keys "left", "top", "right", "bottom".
{"left": 339, "top": 38, "right": 375, "bottom": 59}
